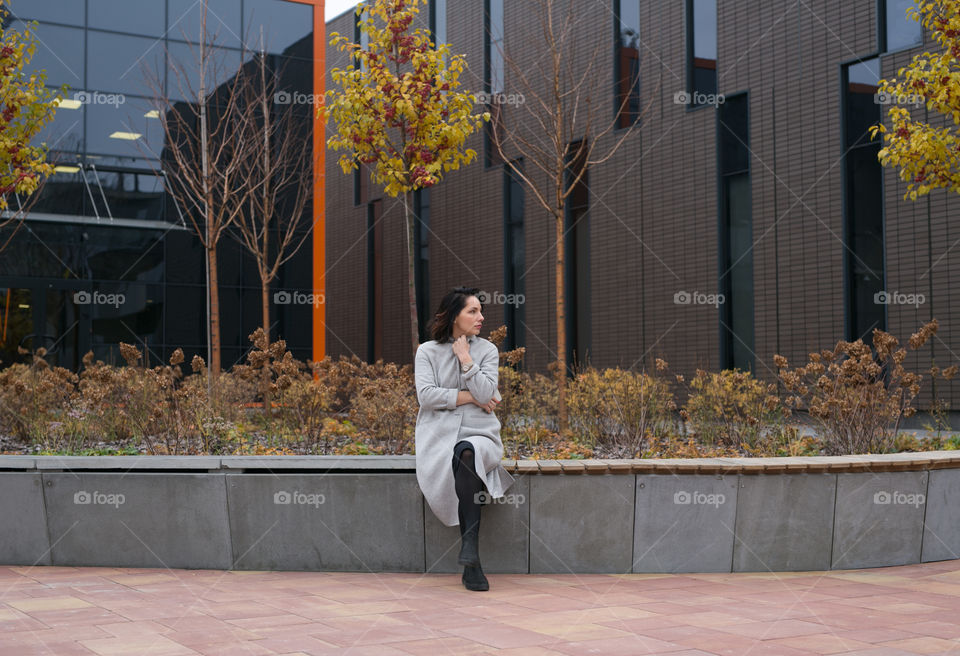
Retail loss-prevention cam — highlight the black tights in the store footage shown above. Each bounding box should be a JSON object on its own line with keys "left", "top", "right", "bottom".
{"left": 453, "top": 442, "right": 485, "bottom": 534}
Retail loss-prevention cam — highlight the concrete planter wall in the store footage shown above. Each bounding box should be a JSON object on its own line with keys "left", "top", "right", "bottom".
{"left": 2, "top": 452, "right": 959, "bottom": 573}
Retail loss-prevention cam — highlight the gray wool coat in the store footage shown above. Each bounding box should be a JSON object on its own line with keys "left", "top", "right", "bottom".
{"left": 414, "top": 334, "right": 515, "bottom": 527}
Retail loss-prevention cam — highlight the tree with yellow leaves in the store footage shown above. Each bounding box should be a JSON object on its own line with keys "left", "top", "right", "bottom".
{"left": 871, "top": 0, "right": 960, "bottom": 199}
{"left": 0, "top": 0, "right": 63, "bottom": 251}
{"left": 322, "top": 0, "right": 487, "bottom": 356}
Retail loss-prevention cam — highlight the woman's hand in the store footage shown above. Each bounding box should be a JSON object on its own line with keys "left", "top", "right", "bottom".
{"left": 474, "top": 396, "right": 499, "bottom": 413}
{"left": 452, "top": 335, "right": 472, "bottom": 366}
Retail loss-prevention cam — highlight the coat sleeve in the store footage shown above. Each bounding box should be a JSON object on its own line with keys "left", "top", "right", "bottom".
{"left": 462, "top": 341, "right": 499, "bottom": 405}
{"left": 415, "top": 345, "right": 459, "bottom": 411}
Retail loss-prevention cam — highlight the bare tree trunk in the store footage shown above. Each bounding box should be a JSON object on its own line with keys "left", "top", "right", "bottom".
{"left": 208, "top": 242, "right": 222, "bottom": 378}
{"left": 261, "top": 273, "right": 271, "bottom": 415}
{"left": 555, "top": 209, "right": 567, "bottom": 435}
{"left": 403, "top": 191, "right": 420, "bottom": 355}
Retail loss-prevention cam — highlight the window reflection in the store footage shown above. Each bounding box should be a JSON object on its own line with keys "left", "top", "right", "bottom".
{"left": 884, "top": 0, "right": 923, "bottom": 51}
{"left": 86, "top": 97, "right": 163, "bottom": 158}
{"left": 688, "top": 0, "right": 717, "bottom": 103}
{"left": 166, "top": 41, "right": 244, "bottom": 102}
{"left": 6, "top": 0, "right": 83, "bottom": 26}
{"left": 37, "top": 103, "right": 85, "bottom": 154}
{"left": 243, "top": 0, "right": 312, "bottom": 55}
{"left": 85, "top": 226, "right": 164, "bottom": 282}
{"left": 615, "top": 0, "right": 640, "bottom": 127}
{"left": 15, "top": 22, "right": 84, "bottom": 88}
{"left": 88, "top": 0, "right": 164, "bottom": 36}
{"left": 88, "top": 31, "right": 164, "bottom": 97}
{"left": 168, "top": 0, "right": 242, "bottom": 48}
{"left": 88, "top": 283, "right": 163, "bottom": 345}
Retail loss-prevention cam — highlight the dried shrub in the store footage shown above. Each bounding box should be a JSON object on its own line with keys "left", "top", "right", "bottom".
{"left": 349, "top": 362, "right": 417, "bottom": 454}
{"left": 776, "top": 321, "right": 936, "bottom": 455}
{"left": 567, "top": 366, "right": 675, "bottom": 457}
{"left": 682, "top": 368, "right": 788, "bottom": 451}
{"left": 0, "top": 348, "right": 77, "bottom": 442}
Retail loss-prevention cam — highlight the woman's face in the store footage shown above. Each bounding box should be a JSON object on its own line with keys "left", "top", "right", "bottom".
{"left": 453, "top": 295, "right": 484, "bottom": 338}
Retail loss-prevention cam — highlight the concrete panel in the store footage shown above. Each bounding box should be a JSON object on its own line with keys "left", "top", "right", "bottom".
{"left": 227, "top": 473, "right": 423, "bottom": 572}
{"left": 923, "top": 468, "right": 960, "bottom": 562}
{"left": 43, "top": 473, "right": 231, "bottom": 569}
{"left": 634, "top": 474, "right": 738, "bottom": 573}
{"left": 832, "top": 471, "right": 927, "bottom": 570}
{"left": 733, "top": 474, "right": 836, "bottom": 572}
{"left": 0, "top": 456, "right": 36, "bottom": 470}
{"left": 424, "top": 476, "right": 529, "bottom": 574}
{"left": 0, "top": 473, "right": 51, "bottom": 565}
{"left": 530, "top": 475, "right": 635, "bottom": 574}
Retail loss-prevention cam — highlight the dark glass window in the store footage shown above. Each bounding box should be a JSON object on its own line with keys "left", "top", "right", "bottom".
{"left": 89, "top": 283, "right": 163, "bottom": 347}
{"left": 38, "top": 103, "right": 85, "bottom": 155}
{"left": 686, "top": 0, "right": 717, "bottom": 105}
{"left": 164, "top": 285, "right": 206, "bottom": 345}
{"left": 564, "top": 141, "right": 590, "bottom": 373}
{"left": 0, "top": 287, "right": 37, "bottom": 366}
{"left": 429, "top": 0, "right": 447, "bottom": 45}
{"left": 413, "top": 189, "right": 431, "bottom": 343}
{"left": 718, "top": 94, "right": 753, "bottom": 371}
{"left": 504, "top": 160, "right": 525, "bottom": 352}
{"left": 88, "top": 0, "right": 165, "bottom": 37}
{"left": 367, "top": 199, "right": 382, "bottom": 361}
{"left": 87, "top": 31, "right": 164, "bottom": 97}
{"left": 881, "top": 0, "right": 923, "bottom": 52}
{"left": 843, "top": 58, "right": 885, "bottom": 340}
{"left": 85, "top": 97, "right": 163, "bottom": 158}
{"left": 484, "top": 0, "right": 504, "bottom": 167}
{"left": 31, "top": 166, "right": 86, "bottom": 216}
{"left": 83, "top": 164, "right": 167, "bottom": 221}
{"left": 85, "top": 226, "right": 164, "bottom": 282}
{"left": 243, "top": 0, "right": 312, "bottom": 55}
{"left": 166, "top": 42, "right": 243, "bottom": 102}
{"left": 614, "top": 0, "right": 640, "bottom": 127}
{"left": 0, "top": 222, "right": 83, "bottom": 278}
{"left": 16, "top": 22, "right": 84, "bottom": 88}
{"left": 165, "top": 230, "right": 206, "bottom": 284}
{"left": 168, "top": 0, "right": 242, "bottom": 48}
{"left": 6, "top": 0, "right": 83, "bottom": 26}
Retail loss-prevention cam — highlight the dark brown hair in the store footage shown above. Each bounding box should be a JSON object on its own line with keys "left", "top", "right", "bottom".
{"left": 427, "top": 286, "right": 482, "bottom": 343}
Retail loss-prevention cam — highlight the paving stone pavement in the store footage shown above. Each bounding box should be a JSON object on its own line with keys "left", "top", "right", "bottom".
{"left": 1, "top": 561, "right": 960, "bottom": 654}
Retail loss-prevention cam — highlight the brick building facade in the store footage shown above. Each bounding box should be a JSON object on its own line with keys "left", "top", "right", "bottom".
{"left": 324, "top": 0, "right": 960, "bottom": 409}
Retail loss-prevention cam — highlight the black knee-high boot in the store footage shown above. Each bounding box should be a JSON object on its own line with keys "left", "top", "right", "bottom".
{"left": 454, "top": 447, "right": 483, "bottom": 566}
{"left": 454, "top": 448, "right": 489, "bottom": 591}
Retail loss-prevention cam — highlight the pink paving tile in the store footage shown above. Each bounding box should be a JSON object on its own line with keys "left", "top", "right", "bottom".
{"left": 163, "top": 626, "right": 264, "bottom": 649}
{"left": 878, "top": 636, "right": 960, "bottom": 653}
{"left": 443, "top": 622, "right": 559, "bottom": 649}
{"left": 21, "top": 606, "right": 129, "bottom": 627}
{"left": 2, "top": 560, "right": 960, "bottom": 654}
{"left": 309, "top": 646, "right": 415, "bottom": 656}
{"left": 594, "top": 615, "right": 688, "bottom": 632}
{"left": 194, "top": 643, "right": 275, "bottom": 656}
{"left": 0, "top": 640, "right": 100, "bottom": 655}
{"left": 769, "top": 633, "right": 876, "bottom": 654}
{"left": 549, "top": 634, "right": 689, "bottom": 655}
{"left": 893, "top": 620, "right": 960, "bottom": 639}
{"left": 713, "top": 619, "right": 831, "bottom": 639}
{"left": 79, "top": 634, "right": 202, "bottom": 655}
{"left": 833, "top": 627, "right": 925, "bottom": 643}
{"left": 192, "top": 601, "right": 289, "bottom": 621}
{"left": 94, "top": 619, "right": 172, "bottom": 637}
{"left": 392, "top": 636, "right": 495, "bottom": 654}
{"left": 238, "top": 634, "right": 341, "bottom": 653}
